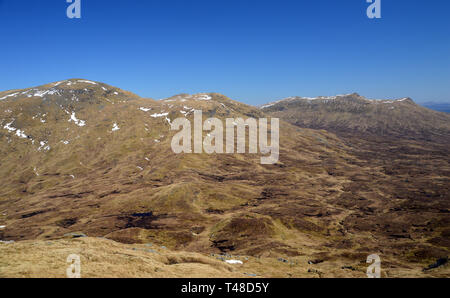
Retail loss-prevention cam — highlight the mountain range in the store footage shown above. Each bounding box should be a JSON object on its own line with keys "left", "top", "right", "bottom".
{"left": 0, "top": 80, "right": 448, "bottom": 277}
{"left": 260, "top": 93, "right": 450, "bottom": 141}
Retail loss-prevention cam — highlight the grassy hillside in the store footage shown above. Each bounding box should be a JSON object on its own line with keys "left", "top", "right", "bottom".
{"left": 0, "top": 81, "right": 448, "bottom": 277}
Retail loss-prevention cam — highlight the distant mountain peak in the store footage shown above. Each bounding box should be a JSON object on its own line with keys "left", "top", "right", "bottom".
{"left": 0, "top": 79, "right": 141, "bottom": 105}
{"left": 260, "top": 94, "right": 415, "bottom": 109}
{"left": 160, "top": 93, "right": 213, "bottom": 102}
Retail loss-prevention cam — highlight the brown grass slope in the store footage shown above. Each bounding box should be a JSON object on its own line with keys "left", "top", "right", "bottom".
{"left": 0, "top": 82, "right": 448, "bottom": 277}
{"left": 2, "top": 237, "right": 448, "bottom": 278}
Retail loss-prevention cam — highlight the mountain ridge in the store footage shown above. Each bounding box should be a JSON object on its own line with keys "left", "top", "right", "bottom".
{"left": 260, "top": 92, "right": 450, "bottom": 142}
{"left": 1, "top": 79, "right": 449, "bottom": 277}
{"left": 260, "top": 93, "right": 415, "bottom": 108}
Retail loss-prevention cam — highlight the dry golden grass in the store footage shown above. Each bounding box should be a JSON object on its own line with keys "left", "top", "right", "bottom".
{"left": 1, "top": 237, "right": 448, "bottom": 278}
{"left": 0, "top": 237, "right": 240, "bottom": 278}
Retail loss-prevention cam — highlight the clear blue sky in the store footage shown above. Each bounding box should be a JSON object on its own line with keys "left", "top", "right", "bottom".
{"left": 0, "top": 0, "right": 449, "bottom": 104}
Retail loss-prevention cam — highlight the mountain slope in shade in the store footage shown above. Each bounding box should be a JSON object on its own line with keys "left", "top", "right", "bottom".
{"left": 0, "top": 81, "right": 449, "bottom": 277}
{"left": 260, "top": 93, "right": 450, "bottom": 142}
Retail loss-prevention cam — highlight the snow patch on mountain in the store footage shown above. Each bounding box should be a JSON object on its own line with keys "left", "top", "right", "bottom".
{"left": 77, "top": 80, "right": 97, "bottom": 85}
{"left": 225, "top": 260, "right": 243, "bottom": 265}
{"left": 150, "top": 112, "right": 169, "bottom": 118}
{"left": 3, "top": 121, "right": 16, "bottom": 133}
{"left": 38, "top": 141, "right": 50, "bottom": 152}
{"left": 3, "top": 120, "right": 28, "bottom": 139}
{"left": 197, "top": 94, "right": 212, "bottom": 101}
{"left": 0, "top": 92, "right": 19, "bottom": 100}
{"left": 112, "top": 123, "right": 120, "bottom": 132}
{"left": 68, "top": 112, "right": 86, "bottom": 127}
